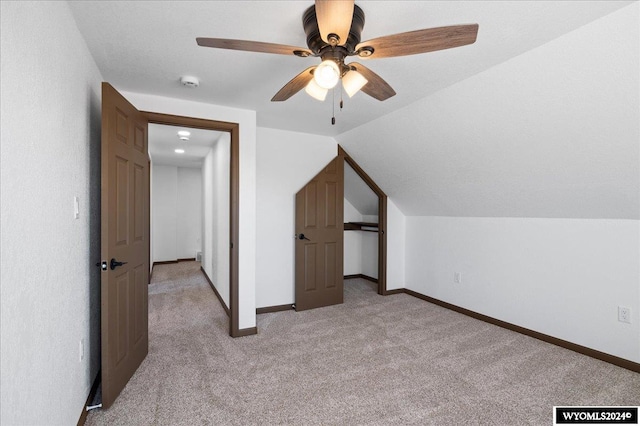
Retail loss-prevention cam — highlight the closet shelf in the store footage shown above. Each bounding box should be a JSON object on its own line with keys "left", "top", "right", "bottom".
{"left": 344, "top": 222, "right": 379, "bottom": 232}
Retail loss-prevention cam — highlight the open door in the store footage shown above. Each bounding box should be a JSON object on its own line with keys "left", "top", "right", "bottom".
{"left": 100, "top": 83, "right": 149, "bottom": 408}
{"left": 295, "top": 156, "right": 344, "bottom": 311}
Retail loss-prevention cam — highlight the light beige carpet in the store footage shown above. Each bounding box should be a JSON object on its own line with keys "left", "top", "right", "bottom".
{"left": 86, "top": 261, "right": 640, "bottom": 425}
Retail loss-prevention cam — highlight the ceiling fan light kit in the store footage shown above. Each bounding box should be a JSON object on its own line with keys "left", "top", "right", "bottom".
{"left": 342, "top": 69, "right": 368, "bottom": 98}
{"left": 314, "top": 60, "right": 341, "bottom": 89}
{"left": 196, "top": 0, "right": 478, "bottom": 123}
{"left": 305, "top": 78, "right": 329, "bottom": 101}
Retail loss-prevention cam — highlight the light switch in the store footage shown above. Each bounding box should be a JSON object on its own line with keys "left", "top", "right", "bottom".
{"left": 74, "top": 196, "right": 79, "bottom": 219}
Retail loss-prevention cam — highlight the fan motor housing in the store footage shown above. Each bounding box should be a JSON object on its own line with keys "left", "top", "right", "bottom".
{"left": 302, "top": 5, "right": 365, "bottom": 55}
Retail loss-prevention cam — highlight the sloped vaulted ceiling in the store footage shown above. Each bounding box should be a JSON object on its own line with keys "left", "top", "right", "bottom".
{"left": 338, "top": 3, "right": 639, "bottom": 219}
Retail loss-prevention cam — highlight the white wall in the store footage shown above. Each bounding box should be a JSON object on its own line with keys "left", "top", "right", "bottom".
{"left": 405, "top": 217, "right": 640, "bottom": 363}
{"left": 337, "top": 4, "right": 638, "bottom": 364}
{"left": 0, "top": 2, "right": 103, "bottom": 424}
{"left": 150, "top": 163, "right": 154, "bottom": 271}
{"left": 256, "top": 127, "right": 337, "bottom": 308}
{"left": 177, "top": 168, "right": 202, "bottom": 259}
{"left": 344, "top": 197, "right": 406, "bottom": 286}
{"left": 202, "top": 135, "right": 230, "bottom": 307}
{"left": 344, "top": 200, "right": 380, "bottom": 280}
{"left": 152, "top": 165, "right": 178, "bottom": 262}
{"left": 121, "top": 91, "right": 257, "bottom": 330}
{"left": 386, "top": 198, "right": 406, "bottom": 290}
{"left": 344, "top": 198, "right": 363, "bottom": 222}
{"left": 361, "top": 232, "right": 379, "bottom": 279}
{"left": 151, "top": 165, "right": 202, "bottom": 263}
{"left": 344, "top": 199, "right": 363, "bottom": 276}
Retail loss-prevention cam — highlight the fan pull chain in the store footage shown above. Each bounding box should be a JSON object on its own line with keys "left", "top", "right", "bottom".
{"left": 331, "top": 87, "right": 336, "bottom": 125}
{"left": 340, "top": 86, "right": 344, "bottom": 111}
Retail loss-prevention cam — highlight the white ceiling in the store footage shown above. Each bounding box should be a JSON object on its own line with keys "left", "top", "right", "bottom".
{"left": 68, "top": 1, "right": 631, "bottom": 137}
{"left": 148, "top": 124, "right": 222, "bottom": 168}
{"left": 68, "top": 1, "right": 637, "bottom": 219}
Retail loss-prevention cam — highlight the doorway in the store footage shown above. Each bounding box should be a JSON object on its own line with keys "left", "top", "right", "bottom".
{"left": 344, "top": 161, "right": 379, "bottom": 287}
{"left": 148, "top": 124, "right": 230, "bottom": 309}
{"left": 292, "top": 146, "right": 389, "bottom": 312}
{"left": 100, "top": 84, "right": 244, "bottom": 410}
{"left": 144, "top": 111, "right": 241, "bottom": 337}
{"left": 340, "top": 146, "right": 388, "bottom": 295}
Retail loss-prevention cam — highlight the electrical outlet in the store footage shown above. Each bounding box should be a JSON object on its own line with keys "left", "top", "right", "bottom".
{"left": 618, "top": 306, "right": 631, "bottom": 324}
{"left": 79, "top": 339, "right": 84, "bottom": 362}
{"left": 454, "top": 272, "right": 462, "bottom": 284}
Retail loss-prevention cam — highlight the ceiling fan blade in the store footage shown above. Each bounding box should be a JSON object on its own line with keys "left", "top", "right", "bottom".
{"left": 356, "top": 24, "right": 479, "bottom": 58}
{"left": 197, "top": 38, "right": 311, "bottom": 56}
{"left": 271, "top": 67, "right": 317, "bottom": 102}
{"left": 315, "top": 0, "right": 354, "bottom": 45}
{"left": 350, "top": 63, "right": 396, "bottom": 101}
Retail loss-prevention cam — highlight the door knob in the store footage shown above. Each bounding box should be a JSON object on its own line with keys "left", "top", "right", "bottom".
{"left": 297, "top": 233, "right": 311, "bottom": 241}
{"left": 110, "top": 258, "right": 128, "bottom": 270}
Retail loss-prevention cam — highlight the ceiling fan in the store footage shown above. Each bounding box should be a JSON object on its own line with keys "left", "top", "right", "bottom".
{"left": 197, "top": 0, "right": 478, "bottom": 104}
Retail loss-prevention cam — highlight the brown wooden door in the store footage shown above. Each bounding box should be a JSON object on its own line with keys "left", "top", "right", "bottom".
{"left": 100, "top": 83, "right": 149, "bottom": 408}
{"left": 295, "top": 156, "right": 344, "bottom": 311}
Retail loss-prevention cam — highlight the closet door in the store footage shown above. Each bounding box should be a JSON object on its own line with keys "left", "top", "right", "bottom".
{"left": 295, "top": 156, "right": 344, "bottom": 311}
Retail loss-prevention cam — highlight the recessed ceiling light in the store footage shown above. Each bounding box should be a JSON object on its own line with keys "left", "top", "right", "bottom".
{"left": 179, "top": 136, "right": 189, "bottom": 141}
{"left": 177, "top": 130, "right": 191, "bottom": 137}
{"left": 175, "top": 149, "right": 185, "bottom": 154}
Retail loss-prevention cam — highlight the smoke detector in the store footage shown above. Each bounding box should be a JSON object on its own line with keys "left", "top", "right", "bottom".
{"left": 180, "top": 75, "right": 199, "bottom": 88}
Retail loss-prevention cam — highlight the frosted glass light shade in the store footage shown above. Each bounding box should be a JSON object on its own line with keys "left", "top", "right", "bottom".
{"left": 313, "top": 60, "right": 340, "bottom": 89}
{"left": 342, "top": 70, "right": 368, "bottom": 97}
{"left": 305, "top": 79, "right": 328, "bottom": 101}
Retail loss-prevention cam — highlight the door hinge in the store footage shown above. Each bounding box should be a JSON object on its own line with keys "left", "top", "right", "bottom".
{"left": 230, "top": 242, "right": 233, "bottom": 249}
